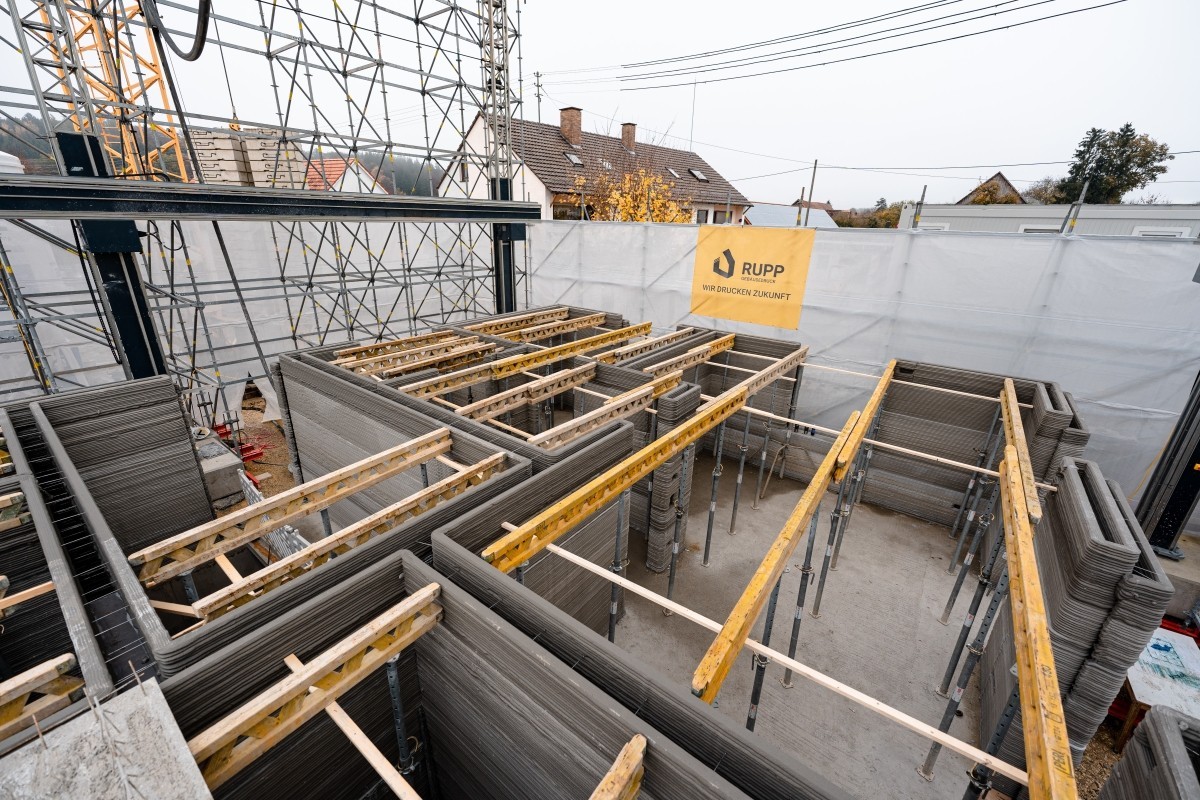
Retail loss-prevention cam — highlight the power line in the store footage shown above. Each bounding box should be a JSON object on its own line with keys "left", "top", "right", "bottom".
{"left": 621, "top": 0, "right": 1129, "bottom": 92}
{"left": 554, "top": 0, "right": 1047, "bottom": 86}
{"left": 543, "top": 0, "right": 967, "bottom": 77}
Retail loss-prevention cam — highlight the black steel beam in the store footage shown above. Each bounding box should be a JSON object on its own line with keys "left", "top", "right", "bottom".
{"left": 0, "top": 175, "right": 542, "bottom": 222}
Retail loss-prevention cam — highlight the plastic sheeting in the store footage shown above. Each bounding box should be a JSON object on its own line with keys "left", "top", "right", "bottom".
{"left": 530, "top": 222, "right": 1200, "bottom": 496}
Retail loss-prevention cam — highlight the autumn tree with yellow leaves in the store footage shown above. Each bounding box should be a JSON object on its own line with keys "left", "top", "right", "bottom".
{"left": 573, "top": 169, "right": 692, "bottom": 223}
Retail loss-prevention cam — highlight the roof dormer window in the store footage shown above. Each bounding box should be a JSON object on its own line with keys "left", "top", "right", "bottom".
{"left": 565, "top": 152, "right": 583, "bottom": 167}
{"left": 689, "top": 168, "right": 709, "bottom": 182}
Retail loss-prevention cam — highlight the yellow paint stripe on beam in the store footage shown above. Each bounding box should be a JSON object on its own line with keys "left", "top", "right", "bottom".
{"left": 835, "top": 359, "right": 895, "bottom": 482}
{"left": 999, "top": 448, "right": 1076, "bottom": 800}
{"left": 1001, "top": 378, "right": 1042, "bottom": 525}
{"left": 691, "top": 411, "right": 859, "bottom": 704}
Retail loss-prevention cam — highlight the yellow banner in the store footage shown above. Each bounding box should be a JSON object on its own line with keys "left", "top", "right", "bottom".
{"left": 689, "top": 226, "right": 814, "bottom": 329}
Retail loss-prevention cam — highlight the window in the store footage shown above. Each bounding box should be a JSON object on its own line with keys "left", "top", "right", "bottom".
{"left": 564, "top": 152, "right": 583, "bottom": 167}
{"left": 713, "top": 209, "right": 729, "bottom": 224}
{"left": 1018, "top": 224, "right": 1060, "bottom": 234}
{"left": 667, "top": 167, "right": 681, "bottom": 179}
{"left": 689, "top": 168, "right": 709, "bottom": 182}
{"left": 916, "top": 223, "right": 949, "bottom": 231}
{"left": 1132, "top": 226, "right": 1191, "bottom": 238}
{"left": 602, "top": 160, "right": 613, "bottom": 170}
{"left": 552, "top": 204, "right": 583, "bottom": 221}
{"left": 695, "top": 209, "right": 709, "bottom": 224}
{"left": 459, "top": 162, "right": 468, "bottom": 182}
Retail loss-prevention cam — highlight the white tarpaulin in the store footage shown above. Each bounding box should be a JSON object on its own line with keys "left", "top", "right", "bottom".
{"left": 530, "top": 221, "right": 1200, "bottom": 498}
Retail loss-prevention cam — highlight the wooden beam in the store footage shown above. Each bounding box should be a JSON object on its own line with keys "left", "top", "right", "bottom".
{"left": 282, "top": 655, "right": 421, "bottom": 800}
{"left": 727, "top": 345, "right": 808, "bottom": 398}
{"left": 641, "top": 335, "right": 736, "bottom": 378}
{"left": 150, "top": 599, "right": 203, "bottom": 618}
{"left": 455, "top": 364, "right": 597, "bottom": 421}
{"left": 834, "top": 359, "right": 895, "bottom": 482}
{"left": 462, "top": 307, "right": 570, "bottom": 335}
{"left": 504, "top": 312, "right": 608, "bottom": 342}
{"left": 489, "top": 323, "right": 653, "bottom": 380}
{"left": 528, "top": 382, "right": 661, "bottom": 450}
{"left": 589, "top": 734, "right": 646, "bottom": 800}
{"left": 691, "top": 412, "right": 859, "bottom": 704}
{"left": 999, "top": 448, "right": 1077, "bottom": 800}
{"left": 193, "top": 455, "right": 506, "bottom": 621}
{"left": 0, "top": 580, "right": 55, "bottom": 617}
{"left": 343, "top": 336, "right": 480, "bottom": 374}
{"left": 128, "top": 430, "right": 453, "bottom": 587}
{"left": 595, "top": 328, "right": 696, "bottom": 364}
{"left": 375, "top": 341, "right": 498, "bottom": 379}
{"left": 402, "top": 324, "right": 651, "bottom": 398}
{"left": 189, "top": 585, "right": 443, "bottom": 791}
{"left": 0, "top": 654, "right": 83, "bottom": 740}
{"left": 1001, "top": 379, "right": 1043, "bottom": 525}
{"left": 548, "top": 542, "right": 1030, "bottom": 787}
{"left": 333, "top": 330, "right": 457, "bottom": 362}
{"left": 214, "top": 554, "right": 242, "bottom": 583}
{"left": 483, "top": 388, "right": 748, "bottom": 573}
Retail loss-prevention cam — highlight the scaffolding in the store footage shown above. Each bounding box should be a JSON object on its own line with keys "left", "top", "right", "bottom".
{"left": 0, "top": 1, "right": 527, "bottom": 425}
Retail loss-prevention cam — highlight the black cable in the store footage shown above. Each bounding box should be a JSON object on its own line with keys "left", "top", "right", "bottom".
{"left": 141, "top": 0, "right": 211, "bottom": 62}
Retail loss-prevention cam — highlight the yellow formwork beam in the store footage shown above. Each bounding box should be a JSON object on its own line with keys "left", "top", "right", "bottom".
{"left": 589, "top": 734, "right": 646, "bottom": 800}
{"left": 641, "top": 335, "right": 735, "bottom": 379}
{"left": 482, "top": 388, "right": 748, "bottom": 573}
{"left": 333, "top": 330, "right": 457, "bottom": 363}
{"left": 998, "top": 446, "right": 1076, "bottom": 800}
{"left": 690, "top": 412, "right": 859, "bottom": 703}
{"left": 1001, "top": 378, "right": 1043, "bottom": 525}
{"left": 834, "top": 359, "right": 896, "bottom": 482}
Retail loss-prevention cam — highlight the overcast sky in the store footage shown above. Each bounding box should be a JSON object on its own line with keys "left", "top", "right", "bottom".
{"left": 521, "top": 0, "right": 1200, "bottom": 208}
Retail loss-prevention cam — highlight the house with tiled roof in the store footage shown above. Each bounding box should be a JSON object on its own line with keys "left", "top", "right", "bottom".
{"left": 956, "top": 171, "right": 1025, "bottom": 205}
{"left": 441, "top": 108, "right": 749, "bottom": 223}
{"left": 305, "top": 157, "right": 386, "bottom": 193}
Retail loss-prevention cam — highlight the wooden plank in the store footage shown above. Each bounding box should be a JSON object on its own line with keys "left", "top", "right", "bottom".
{"left": 150, "top": 599, "right": 203, "bottom": 618}
{"left": 999, "top": 448, "right": 1076, "bottom": 800}
{"left": 0, "top": 654, "right": 74, "bottom": 709}
{"left": 214, "top": 554, "right": 242, "bottom": 583}
{"left": 283, "top": 655, "right": 421, "bottom": 800}
{"left": 189, "top": 584, "right": 443, "bottom": 790}
{"left": 548, "top": 542, "right": 1030, "bottom": 786}
{"left": 462, "top": 307, "right": 570, "bottom": 335}
{"left": 194, "top": 455, "right": 506, "bottom": 620}
{"left": 589, "top": 734, "right": 646, "bottom": 800}
{"left": 0, "top": 580, "right": 54, "bottom": 616}
{"left": 455, "top": 364, "right": 596, "bottom": 421}
{"left": 691, "top": 412, "right": 859, "bottom": 703}
{"left": 0, "top": 674, "right": 83, "bottom": 740}
{"left": 595, "top": 328, "right": 696, "bottom": 364}
{"left": 728, "top": 345, "right": 808, "bottom": 398}
{"left": 128, "top": 429, "right": 453, "bottom": 586}
{"left": 834, "top": 359, "right": 895, "bottom": 482}
{"left": 482, "top": 388, "right": 747, "bottom": 573}
{"left": 1001, "top": 379, "right": 1043, "bottom": 524}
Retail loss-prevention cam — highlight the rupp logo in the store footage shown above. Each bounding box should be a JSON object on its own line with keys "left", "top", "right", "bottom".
{"left": 712, "top": 248, "right": 735, "bottom": 279}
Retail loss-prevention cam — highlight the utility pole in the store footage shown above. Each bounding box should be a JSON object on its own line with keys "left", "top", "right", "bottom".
{"left": 804, "top": 160, "right": 818, "bottom": 226}
{"left": 535, "top": 71, "right": 543, "bottom": 123}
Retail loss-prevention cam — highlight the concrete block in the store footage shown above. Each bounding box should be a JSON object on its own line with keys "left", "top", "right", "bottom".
{"left": 195, "top": 436, "right": 242, "bottom": 507}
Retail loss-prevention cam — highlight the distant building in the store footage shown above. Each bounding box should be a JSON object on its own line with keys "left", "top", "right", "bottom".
{"left": 442, "top": 108, "right": 749, "bottom": 223}
{"left": 956, "top": 172, "right": 1026, "bottom": 205}
{"left": 744, "top": 202, "right": 838, "bottom": 228}
{"left": 793, "top": 198, "right": 835, "bottom": 213}
{"left": 305, "top": 158, "right": 386, "bottom": 193}
{"left": 898, "top": 202, "right": 1200, "bottom": 237}
{"left": 0, "top": 150, "right": 24, "bottom": 174}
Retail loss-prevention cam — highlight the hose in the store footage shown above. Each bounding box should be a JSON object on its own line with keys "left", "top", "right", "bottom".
{"left": 141, "top": 0, "right": 212, "bottom": 61}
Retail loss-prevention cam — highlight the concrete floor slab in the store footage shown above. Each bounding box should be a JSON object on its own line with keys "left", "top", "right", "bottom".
{"left": 618, "top": 453, "right": 988, "bottom": 800}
